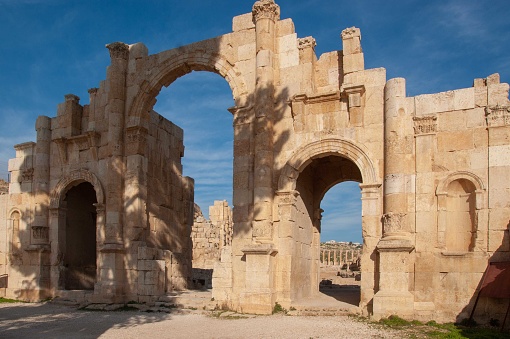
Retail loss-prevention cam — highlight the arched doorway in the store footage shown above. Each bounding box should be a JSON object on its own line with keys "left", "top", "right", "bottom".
{"left": 319, "top": 181, "right": 362, "bottom": 306}
{"left": 293, "top": 155, "right": 362, "bottom": 303}
{"left": 61, "top": 182, "right": 97, "bottom": 290}
{"left": 277, "top": 139, "right": 381, "bottom": 311}
{"left": 153, "top": 71, "right": 234, "bottom": 289}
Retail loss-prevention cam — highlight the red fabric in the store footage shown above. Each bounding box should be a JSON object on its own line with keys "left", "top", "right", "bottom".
{"left": 479, "top": 262, "right": 510, "bottom": 299}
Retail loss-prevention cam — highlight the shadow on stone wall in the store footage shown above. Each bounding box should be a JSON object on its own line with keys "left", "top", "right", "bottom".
{"left": 457, "top": 220, "right": 510, "bottom": 328}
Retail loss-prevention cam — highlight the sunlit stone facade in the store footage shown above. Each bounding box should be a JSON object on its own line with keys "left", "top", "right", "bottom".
{"left": 1, "top": 0, "right": 509, "bottom": 322}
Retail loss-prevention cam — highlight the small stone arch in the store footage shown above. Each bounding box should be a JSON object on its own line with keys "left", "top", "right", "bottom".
{"left": 436, "top": 171, "right": 486, "bottom": 252}
{"left": 50, "top": 169, "right": 104, "bottom": 209}
{"left": 278, "top": 138, "right": 379, "bottom": 191}
{"left": 128, "top": 45, "right": 249, "bottom": 128}
{"left": 436, "top": 171, "right": 485, "bottom": 196}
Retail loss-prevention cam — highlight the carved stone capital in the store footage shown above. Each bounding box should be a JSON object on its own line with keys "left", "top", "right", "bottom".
{"left": 252, "top": 0, "right": 280, "bottom": 22}
{"left": 382, "top": 212, "right": 407, "bottom": 236}
{"left": 276, "top": 190, "right": 300, "bottom": 206}
{"left": 106, "top": 42, "right": 129, "bottom": 60}
{"left": 229, "top": 105, "right": 254, "bottom": 126}
{"left": 125, "top": 126, "right": 148, "bottom": 156}
{"left": 486, "top": 105, "right": 510, "bottom": 127}
{"left": 64, "top": 94, "right": 80, "bottom": 102}
{"left": 413, "top": 115, "right": 437, "bottom": 135}
{"left": 342, "top": 84, "right": 365, "bottom": 108}
{"left": 298, "top": 36, "right": 316, "bottom": 50}
{"left": 21, "top": 168, "right": 34, "bottom": 182}
{"left": 341, "top": 27, "right": 361, "bottom": 40}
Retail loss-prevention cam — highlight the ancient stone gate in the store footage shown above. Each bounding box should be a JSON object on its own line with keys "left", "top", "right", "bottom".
{"left": 1, "top": 0, "right": 509, "bottom": 323}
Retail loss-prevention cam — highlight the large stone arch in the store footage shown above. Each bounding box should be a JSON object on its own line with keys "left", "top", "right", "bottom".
{"left": 50, "top": 169, "right": 104, "bottom": 209}
{"left": 127, "top": 44, "right": 249, "bottom": 128}
{"left": 278, "top": 138, "right": 379, "bottom": 192}
{"left": 275, "top": 138, "right": 381, "bottom": 310}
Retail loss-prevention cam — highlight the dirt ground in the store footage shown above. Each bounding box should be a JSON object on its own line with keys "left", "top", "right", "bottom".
{"left": 0, "top": 302, "right": 401, "bottom": 339}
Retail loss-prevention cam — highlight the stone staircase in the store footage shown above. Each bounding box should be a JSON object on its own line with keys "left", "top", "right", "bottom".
{"left": 50, "top": 289, "right": 217, "bottom": 313}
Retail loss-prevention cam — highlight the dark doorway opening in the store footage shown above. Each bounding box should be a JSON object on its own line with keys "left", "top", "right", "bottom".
{"left": 63, "top": 182, "right": 97, "bottom": 290}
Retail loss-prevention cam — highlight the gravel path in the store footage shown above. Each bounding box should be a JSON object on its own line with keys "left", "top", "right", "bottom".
{"left": 0, "top": 302, "right": 400, "bottom": 339}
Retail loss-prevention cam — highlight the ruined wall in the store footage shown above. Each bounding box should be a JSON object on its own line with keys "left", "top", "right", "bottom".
{"left": 1, "top": 0, "right": 509, "bottom": 323}
{"left": 191, "top": 201, "right": 232, "bottom": 288}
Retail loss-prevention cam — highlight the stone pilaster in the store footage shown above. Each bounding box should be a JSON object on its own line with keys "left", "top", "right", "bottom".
{"left": 373, "top": 77, "right": 415, "bottom": 319}
{"left": 104, "top": 42, "right": 129, "bottom": 249}
{"left": 31, "top": 116, "right": 51, "bottom": 248}
{"left": 251, "top": 0, "right": 279, "bottom": 241}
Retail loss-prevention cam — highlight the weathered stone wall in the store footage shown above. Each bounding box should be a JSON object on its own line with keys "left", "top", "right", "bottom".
{"left": 0, "top": 0, "right": 509, "bottom": 323}
{"left": 191, "top": 201, "right": 232, "bottom": 288}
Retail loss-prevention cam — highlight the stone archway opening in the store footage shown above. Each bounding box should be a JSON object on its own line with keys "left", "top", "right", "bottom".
{"left": 319, "top": 181, "right": 362, "bottom": 306}
{"left": 61, "top": 182, "right": 97, "bottom": 290}
{"left": 292, "top": 154, "right": 364, "bottom": 307}
{"left": 152, "top": 71, "right": 234, "bottom": 290}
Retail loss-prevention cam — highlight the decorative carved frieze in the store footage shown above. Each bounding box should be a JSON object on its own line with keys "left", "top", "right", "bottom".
{"left": 252, "top": 0, "right": 280, "bottom": 22}
{"left": 382, "top": 212, "right": 407, "bottom": 235}
{"left": 31, "top": 226, "right": 49, "bottom": 240}
{"left": 21, "top": 168, "right": 34, "bottom": 182}
{"left": 297, "top": 36, "right": 316, "bottom": 50}
{"left": 485, "top": 105, "right": 510, "bottom": 127}
{"left": 252, "top": 220, "right": 272, "bottom": 239}
{"left": 53, "top": 131, "right": 101, "bottom": 165}
{"left": 413, "top": 115, "right": 437, "bottom": 135}
{"left": 125, "top": 126, "right": 148, "bottom": 156}
{"left": 106, "top": 42, "right": 129, "bottom": 60}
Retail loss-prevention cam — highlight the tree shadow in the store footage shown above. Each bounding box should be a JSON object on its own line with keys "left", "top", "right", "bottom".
{"left": 0, "top": 302, "right": 176, "bottom": 338}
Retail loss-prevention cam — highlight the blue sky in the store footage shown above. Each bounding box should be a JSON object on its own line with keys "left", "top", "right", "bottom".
{"left": 0, "top": 0, "right": 509, "bottom": 243}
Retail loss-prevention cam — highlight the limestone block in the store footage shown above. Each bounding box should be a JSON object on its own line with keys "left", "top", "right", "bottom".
{"left": 279, "top": 49, "right": 299, "bottom": 69}
{"left": 437, "top": 110, "right": 466, "bottom": 132}
{"left": 469, "top": 151, "right": 487, "bottom": 170}
{"left": 466, "top": 108, "right": 485, "bottom": 128}
{"left": 256, "top": 49, "right": 272, "bottom": 68}
{"left": 488, "top": 83, "right": 510, "bottom": 106}
{"left": 415, "top": 91, "right": 454, "bottom": 116}
{"left": 474, "top": 85, "right": 487, "bottom": 107}
{"left": 488, "top": 126, "right": 510, "bottom": 147}
{"left": 415, "top": 193, "right": 435, "bottom": 212}
{"left": 343, "top": 53, "right": 364, "bottom": 74}
{"left": 276, "top": 18, "right": 295, "bottom": 37}
{"left": 9, "top": 183, "right": 21, "bottom": 194}
{"left": 437, "top": 130, "right": 473, "bottom": 152}
{"left": 232, "top": 13, "right": 254, "bottom": 32}
{"left": 453, "top": 88, "right": 475, "bottom": 111}
{"left": 489, "top": 145, "right": 510, "bottom": 167}
{"left": 488, "top": 230, "right": 509, "bottom": 252}
{"left": 278, "top": 33, "right": 297, "bottom": 53}
{"left": 8, "top": 158, "right": 22, "bottom": 172}
{"left": 384, "top": 173, "right": 405, "bottom": 195}
{"left": 238, "top": 43, "right": 255, "bottom": 61}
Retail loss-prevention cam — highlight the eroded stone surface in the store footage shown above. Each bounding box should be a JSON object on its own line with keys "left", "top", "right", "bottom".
{"left": 0, "top": 0, "right": 509, "bottom": 324}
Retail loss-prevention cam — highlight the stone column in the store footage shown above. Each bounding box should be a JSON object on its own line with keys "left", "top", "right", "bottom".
{"left": 104, "top": 42, "right": 129, "bottom": 249}
{"left": 373, "top": 78, "right": 415, "bottom": 319}
{"left": 30, "top": 116, "right": 51, "bottom": 248}
{"left": 251, "top": 0, "right": 279, "bottom": 241}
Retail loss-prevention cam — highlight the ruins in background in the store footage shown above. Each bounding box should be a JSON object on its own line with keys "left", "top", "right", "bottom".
{"left": 0, "top": 0, "right": 509, "bottom": 323}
